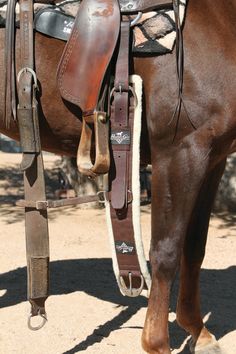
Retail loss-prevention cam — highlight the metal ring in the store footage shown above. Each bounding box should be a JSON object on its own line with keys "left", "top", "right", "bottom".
{"left": 131, "top": 12, "right": 142, "bottom": 27}
{"left": 28, "top": 311, "right": 47, "bottom": 331}
{"left": 17, "top": 67, "right": 38, "bottom": 89}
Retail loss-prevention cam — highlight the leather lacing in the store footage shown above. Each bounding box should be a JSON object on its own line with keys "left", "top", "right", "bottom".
{"left": 169, "top": 0, "right": 196, "bottom": 140}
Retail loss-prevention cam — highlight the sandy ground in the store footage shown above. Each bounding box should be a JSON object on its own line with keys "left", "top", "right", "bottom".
{"left": 0, "top": 152, "right": 235, "bottom": 354}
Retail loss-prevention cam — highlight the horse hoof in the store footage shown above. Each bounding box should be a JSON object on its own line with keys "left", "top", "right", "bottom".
{"left": 189, "top": 336, "right": 227, "bottom": 354}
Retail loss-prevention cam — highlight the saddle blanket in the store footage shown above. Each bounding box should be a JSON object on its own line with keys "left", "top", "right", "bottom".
{"left": 0, "top": 0, "right": 186, "bottom": 55}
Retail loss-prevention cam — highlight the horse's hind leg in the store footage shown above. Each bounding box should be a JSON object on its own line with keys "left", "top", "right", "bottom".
{"left": 176, "top": 161, "right": 226, "bottom": 353}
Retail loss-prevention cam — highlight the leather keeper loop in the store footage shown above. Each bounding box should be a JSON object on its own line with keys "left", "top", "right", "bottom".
{"left": 17, "top": 107, "right": 38, "bottom": 153}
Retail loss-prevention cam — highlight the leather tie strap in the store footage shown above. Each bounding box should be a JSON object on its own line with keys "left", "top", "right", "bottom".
{"left": 4, "top": 0, "right": 17, "bottom": 127}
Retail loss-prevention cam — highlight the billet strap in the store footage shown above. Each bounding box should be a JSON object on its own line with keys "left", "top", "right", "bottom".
{"left": 111, "top": 21, "right": 130, "bottom": 210}
{"left": 17, "top": 0, "right": 49, "bottom": 330}
{"left": 107, "top": 21, "right": 150, "bottom": 296}
{"left": 77, "top": 112, "right": 110, "bottom": 178}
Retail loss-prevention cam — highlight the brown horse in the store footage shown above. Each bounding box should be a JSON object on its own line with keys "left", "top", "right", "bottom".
{"left": 0, "top": 0, "right": 236, "bottom": 353}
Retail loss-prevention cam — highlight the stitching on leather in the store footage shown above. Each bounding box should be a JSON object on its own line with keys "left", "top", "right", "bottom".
{"left": 58, "top": 27, "right": 82, "bottom": 105}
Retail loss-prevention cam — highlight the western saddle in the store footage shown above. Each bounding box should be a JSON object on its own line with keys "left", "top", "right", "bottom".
{"left": 5, "top": 0, "right": 181, "bottom": 330}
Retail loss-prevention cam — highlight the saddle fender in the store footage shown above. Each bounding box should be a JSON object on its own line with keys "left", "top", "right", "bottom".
{"left": 57, "top": 0, "right": 121, "bottom": 114}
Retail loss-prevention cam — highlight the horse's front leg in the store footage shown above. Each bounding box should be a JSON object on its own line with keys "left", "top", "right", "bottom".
{"left": 176, "top": 161, "right": 226, "bottom": 353}
{"left": 142, "top": 142, "right": 211, "bottom": 354}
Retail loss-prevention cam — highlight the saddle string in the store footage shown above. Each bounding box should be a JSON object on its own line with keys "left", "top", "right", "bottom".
{"left": 4, "top": 0, "right": 17, "bottom": 128}
{"left": 168, "top": 0, "right": 196, "bottom": 138}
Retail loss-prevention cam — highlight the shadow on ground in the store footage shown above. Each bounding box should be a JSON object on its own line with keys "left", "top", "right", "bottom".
{"left": 213, "top": 212, "right": 236, "bottom": 231}
{"left": 0, "top": 259, "right": 235, "bottom": 353}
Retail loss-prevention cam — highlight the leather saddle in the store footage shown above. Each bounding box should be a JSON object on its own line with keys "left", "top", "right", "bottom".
{"left": 57, "top": 0, "right": 172, "bottom": 177}
{"left": 57, "top": 0, "right": 172, "bottom": 116}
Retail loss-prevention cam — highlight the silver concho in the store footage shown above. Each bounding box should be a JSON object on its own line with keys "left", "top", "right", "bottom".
{"left": 119, "top": 0, "right": 135, "bottom": 11}
{"left": 111, "top": 130, "right": 130, "bottom": 145}
{"left": 115, "top": 241, "right": 135, "bottom": 254}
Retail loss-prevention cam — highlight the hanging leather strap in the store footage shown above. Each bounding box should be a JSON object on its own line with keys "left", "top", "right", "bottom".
{"left": 4, "top": 0, "right": 17, "bottom": 128}
{"left": 109, "top": 20, "right": 148, "bottom": 296}
{"left": 18, "top": 0, "right": 49, "bottom": 330}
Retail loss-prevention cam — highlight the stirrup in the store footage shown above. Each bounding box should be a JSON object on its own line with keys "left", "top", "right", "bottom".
{"left": 117, "top": 272, "right": 144, "bottom": 297}
{"left": 77, "top": 111, "right": 110, "bottom": 178}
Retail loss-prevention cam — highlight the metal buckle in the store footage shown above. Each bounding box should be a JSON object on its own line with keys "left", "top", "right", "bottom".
{"left": 117, "top": 272, "right": 144, "bottom": 297}
{"left": 17, "top": 67, "right": 38, "bottom": 90}
{"left": 28, "top": 310, "right": 47, "bottom": 331}
{"left": 110, "top": 85, "right": 138, "bottom": 107}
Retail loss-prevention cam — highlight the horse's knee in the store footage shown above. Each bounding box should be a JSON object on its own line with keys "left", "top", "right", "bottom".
{"left": 150, "top": 240, "right": 181, "bottom": 281}
{"left": 142, "top": 331, "right": 171, "bottom": 354}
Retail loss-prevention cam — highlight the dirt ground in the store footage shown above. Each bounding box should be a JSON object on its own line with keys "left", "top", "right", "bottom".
{"left": 0, "top": 152, "right": 235, "bottom": 354}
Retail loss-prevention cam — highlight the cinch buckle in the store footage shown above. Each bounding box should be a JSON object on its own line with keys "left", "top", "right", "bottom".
{"left": 117, "top": 272, "right": 144, "bottom": 297}
{"left": 110, "top": 85, "right": 138, "bottom": 107}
